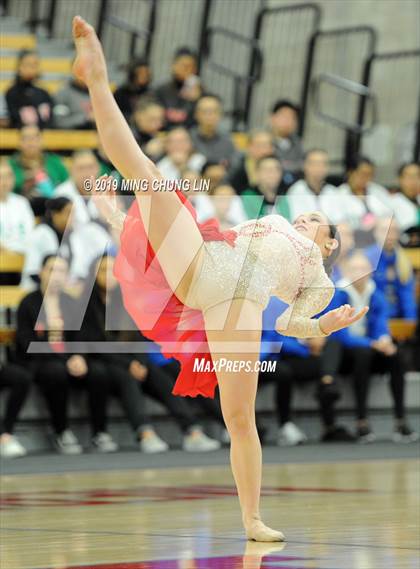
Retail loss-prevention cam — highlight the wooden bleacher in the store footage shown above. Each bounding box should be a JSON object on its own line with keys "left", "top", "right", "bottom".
{"left": 0, "top": 34, "right": 36, "bottom": 50}
{"left": 0, "top": 285, "right": 28, "bottom": 308}
{"left": 0, "top": 286, "right": 28, "bottom": 347}
{"left": 0, "top": 129, "right": 248, "bottom": 151}
{"left": 389, "top": 319, "right": 417, "bottom": 342}
{"left": 0, "top": 79, "right": 117, "bottom": 95}
{"left": 0, "top": 129, "right": 99, "bottom": 150}
{"left": 405, "top": 248, "right": 420, "bottom": 271}
{"left": 0, "top": 251, "right": 25, "bottom": 273}
{"left": 0, "top": 56, "right": 72, "bottom": 74}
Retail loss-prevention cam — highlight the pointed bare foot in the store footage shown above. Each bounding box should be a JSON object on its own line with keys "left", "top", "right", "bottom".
{"left": 244, "top": 517, "right": 285, "bottom": 542}
{"left": 72, "top": 15, "right": 108, "bottom": 86}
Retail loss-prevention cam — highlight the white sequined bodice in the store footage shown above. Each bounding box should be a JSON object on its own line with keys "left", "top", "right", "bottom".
{"left": 187, "top": 215, "right": 335, "bottom": 337}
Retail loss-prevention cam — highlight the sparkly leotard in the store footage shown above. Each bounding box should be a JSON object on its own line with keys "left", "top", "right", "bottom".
{"left": 113, "top": 194, "right": 336, "bottom": 397}
{"left": 185, "top": 215, "right": 335, "bottom": 337}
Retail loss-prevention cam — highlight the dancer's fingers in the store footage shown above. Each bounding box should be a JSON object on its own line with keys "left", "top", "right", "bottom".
{"left": 346, "top": 306, "right": 369, "bottom": 325}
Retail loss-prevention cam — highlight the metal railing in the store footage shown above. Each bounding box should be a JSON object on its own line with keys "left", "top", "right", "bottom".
{"left": 300, "top": 26, "right": 377, "bottom": 169}
{"left": 246, "top": 2, "right": 321, "bottom": 127}
{"left": 359, "top": 49, "right": 420, "bottom": 179}
{"left": 27, "top": 0, "right": 57, "bottom": 38}
{"left": 201, "top": 25, "right": 263, "bottom": 130}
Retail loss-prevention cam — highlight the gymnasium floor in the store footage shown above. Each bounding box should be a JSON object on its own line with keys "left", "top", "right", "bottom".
{"left": 1, "top": 443, "right": 419, "bottom": 569}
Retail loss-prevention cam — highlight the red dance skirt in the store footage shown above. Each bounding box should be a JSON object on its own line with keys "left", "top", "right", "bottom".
{"left": 114, "top": 190, "right": 238, "bottom": 398}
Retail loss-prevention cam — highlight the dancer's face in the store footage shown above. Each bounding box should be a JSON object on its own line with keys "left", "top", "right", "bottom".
{"left": 293, "top": 211, "right": 338, "bottom": 258}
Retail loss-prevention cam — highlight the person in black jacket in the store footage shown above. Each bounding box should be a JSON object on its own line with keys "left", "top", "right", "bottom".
{"left": 114, "top": 57, "right": 152, "bottom": 121}
{"left": 154, "top": 47, "right": 203, "bottom": 129}
{"left": 79, "top": 254, "right": 222, "bottom": 452}
{"left": 5, "top": 50, "right": 54, "bottom": 128}
{"left": 16, "top": 254, "right": 111, "bottom": 454}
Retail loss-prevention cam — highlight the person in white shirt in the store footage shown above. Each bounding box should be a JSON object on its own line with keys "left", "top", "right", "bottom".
{"left": 287, "top": 149, "right": 341, "bottom": 223}
{"left": 156, "top": 127, "right": 206, "bottom": 180}
{"left": 193, "top": 182, "right": 247, "bottom": 226}
{"left": 54, "top": 149, "right": 102, "bottom": 228}
{"left": 336, "top": 156, "right": 393, "bottom": 234}
{"left": 21, "top": 196, "right": 111, "bottom": 290}
{"left": 391, "top": 162, "right": 419, "bottom": 233}
{"left": 0, "top": 158, "right": 34, "bottom": 254}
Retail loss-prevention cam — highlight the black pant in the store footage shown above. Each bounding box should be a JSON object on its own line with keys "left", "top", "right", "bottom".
{"left": 139, "top": 362, "right": 201, "bottom": 433}
{"left": 31, "top": 358, "right": 112, "bottom": 435}
{"left": 161, "top": 360, "right": 225, "bottom": 425}
{"left": 259, "top": 355, "right": 337, "bottom": 428}
{"left": 0, "top": 363, "right": 32, "bottom": 434}
{"left": 87, "top": 359, "right": 151, "bottom": 435}
{"left": 33, "top": 357, "right": 154, "bottom": 436}
{"left": 323, "top": 340, "right": 406, "bottom": 421}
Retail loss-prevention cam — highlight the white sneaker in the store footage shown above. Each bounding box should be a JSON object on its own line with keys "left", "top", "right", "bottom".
{"left": 183, "top": 428, "right": 221, "bottom": 452}
{"left": 278, "top": 422, "right": 307, "bottom": 446}
{"left": 54, "top": 429, "right": 83, "bottom": 455}
{"left": 0, "top": 435, "right": 27, "bottom": 458}
{"left": 140, "top": 430, "right": 169, "bottom": 454}
{"left": 92, "top": 432, "right": 119, "bottom": 453}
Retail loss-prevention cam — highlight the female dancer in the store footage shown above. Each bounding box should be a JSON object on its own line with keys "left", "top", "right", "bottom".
{"left": 72, "top": 16, "right": 368, "bottom": 542}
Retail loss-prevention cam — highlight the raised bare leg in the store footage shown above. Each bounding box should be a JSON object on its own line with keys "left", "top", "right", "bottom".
{"left": 203, "top": 298, "right": 285, "bottom": 542}
{"left": 71, "top": 15, "right": 204, "bottom": 300}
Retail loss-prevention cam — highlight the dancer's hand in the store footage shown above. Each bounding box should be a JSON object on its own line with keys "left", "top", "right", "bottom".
{"left": 319, "top": 304, "right": 369, "bottom": 335}
{"left": 72, "top": 15, "right": 108, "bottom": 87}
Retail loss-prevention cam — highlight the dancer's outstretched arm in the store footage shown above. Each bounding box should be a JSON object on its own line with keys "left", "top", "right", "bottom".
{"left": 72, "top": 16, "right": 161, "bottom": 184}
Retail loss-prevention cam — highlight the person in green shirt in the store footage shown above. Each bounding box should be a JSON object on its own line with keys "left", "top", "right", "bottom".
{"left": 9, "top": 125, "right": 69, "bottom": 198}
{"left": 241, "top": 155, "right": 290, "bottom": 221}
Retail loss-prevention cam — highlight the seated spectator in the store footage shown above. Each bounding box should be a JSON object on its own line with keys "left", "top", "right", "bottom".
{"left": 287, "top": 149, "right": 340, "bottom": 223}
{"left": 260, "top": 297, "right": 354, "bottom": 444}
{"left": 391, "top": 162, "right": 419, "bottom": 240}
{"left": 241, "top": 155, "right": 289, "bottom": 220}
{"left": 5, "top": 49, "right": 54, "bottom": 128}
{"left": 0, "top": 362, "right": 32, "bottom": 458}
{"left": 0, "top": 158, "right": 34, "bottom": 254}
{"left": 200, "top": 160, "right": 227, "bottom": 192}
{"left": 330, "top": 222, "right": 355, "bottom": 283}
{"left": 156, "top": 127, "right": 206, "bottom": 180}
{"left": 54, "top": 149, "right": 102, "bottom": 227}
{"left": 189, "top": 95, "right": 237, "bottom": 166}
{"left": 146, "top": 354, "right": 230, "bottom": 445}
{"left": 77, "top": 254, "right": 169, "bottom": 453}
{"left": 194, "top": 184, "right": 247, "bottom": 230}
{"left": 20, "top": 196, "right": 110, "bottom": 290}
{"left": 130, "top": 96, "right": 165, "bottom": 160}
{"left": 114, "top": 57, "right": 152, "bottom": 120}
{"left": 16, "top": 255, "right": 111, "bottom": 454}
{"left": 188, "top": 160, "right": 228, "bottom": 217}
{"left": 269, "top": 99, "right": 304, "bottom": 175}
{"left": 79, "top": 255, "right": 221, "bottom": 452}
{"left": 337, "top": 156, "right": 393, "bottom": 244}
{"left": 228, "top": 129, "right": 274, "bottom": 194}
{"left": 365, "top": 217, "right": 417, "bottom": 320}
{"left": 53, "top": 68, "right": 94, "bottom": 129}
{"left": 154, "top": 47, "right": 202, "bottom": 128}
{"left": 328, "top": 251, "right": 418, "bottom": 443}
{"left": 8, "top": 125, "right": 69, "bottom": 201}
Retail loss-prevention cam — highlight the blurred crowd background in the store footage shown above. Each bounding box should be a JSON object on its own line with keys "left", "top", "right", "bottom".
{"left": 0, "top": 0, "right": 419, "bottom": 459}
